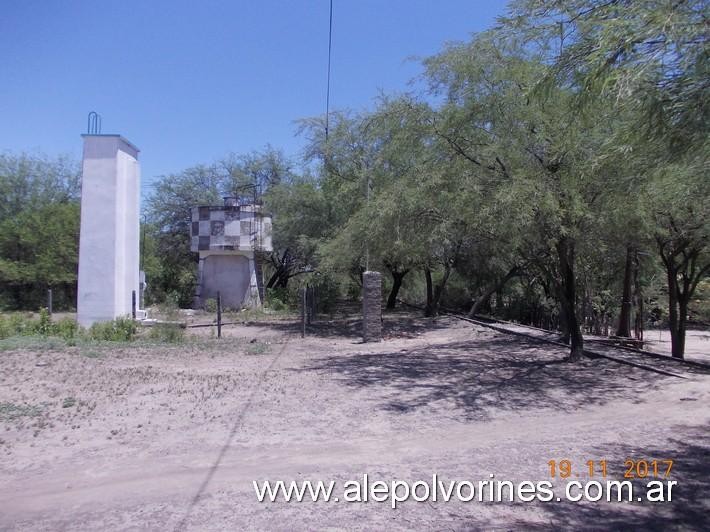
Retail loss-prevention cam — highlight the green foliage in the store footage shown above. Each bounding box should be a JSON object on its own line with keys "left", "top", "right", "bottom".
{"left": 88, "top": 317, "right": 137, "bottom": 342}
{"left": 0, "top": 312, "right": 78, "bottom": 341}
{"left": 507, "top": 0, "right": 708, "bottom": 155}
{"left": 690, "top": 279, "right": 710, "bottom": 325}
{"left": 0, "top": 313, "right": 32, "bottom": 339}
{"left": 145, "top": 148, "right": 294, "bottom": 305}
{"left": 0, "top": 202, "right": 80, "bottom": 310}
{"left": 148, "top": 323, "right": 185, "bottom": 343}
{"left": 0, "top": 402, "right": 43, "bottom": 421}
{"left": 204, "top": 298, "right": 218, "bottom": 313}
{"left": 0, "top": 153, "right": 80, "bottom": 220}
{"left": 2, "top": 2, "right": 700, "bottom": 359}
{"left": 265, "top": 287, "right": 299, "bottom": 310}
{"left": 37, "top": 308, "right": 52, "bottom": 336}
{"left": 54, "top": 317, "right": 79, "bottom": 341}
{"left": 264, "top": 289, "right": 288, "bottom": 311}
{"left": 0, "top": 153, "right": 80, "bottom": 311}
{"left": 310, "top": 275, "right": 341, "bottom": 313}
{"left": 245, "top": 341, "right": 269, "bottom": 355}
{"left": 61, "top": 397, "right": 76, "bottom": 408}
{"left": 0, "top": 312, "right": 194, "bottom": 347}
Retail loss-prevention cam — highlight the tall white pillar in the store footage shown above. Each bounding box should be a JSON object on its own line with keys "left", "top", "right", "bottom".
{"left": 77, "top": 134, "right": 140, "bottom": 327}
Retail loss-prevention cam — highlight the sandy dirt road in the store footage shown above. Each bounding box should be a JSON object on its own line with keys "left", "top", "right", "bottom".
{"left": 1, "top": 314, "right": 708, "bottom": 530}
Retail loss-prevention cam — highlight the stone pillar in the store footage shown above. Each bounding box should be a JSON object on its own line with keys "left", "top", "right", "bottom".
{"left": 362, "top": 271, "right": 382, "bottom": 342}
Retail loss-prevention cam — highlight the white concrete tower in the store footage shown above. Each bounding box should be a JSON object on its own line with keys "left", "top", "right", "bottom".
{"left": 77, "top": 134, "right": 141, "bottom": 327}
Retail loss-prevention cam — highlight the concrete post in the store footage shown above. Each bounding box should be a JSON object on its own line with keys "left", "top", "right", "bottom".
{"left": 77, "top": 134, "right": 140, "bottom": 327}
{"left": 362, "top": 271, "right": 382, "bottom": 342}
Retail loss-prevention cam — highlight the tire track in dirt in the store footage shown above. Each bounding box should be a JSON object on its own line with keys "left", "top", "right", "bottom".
{"left": 173, "top": 336, "right": 291, "bottom": 531}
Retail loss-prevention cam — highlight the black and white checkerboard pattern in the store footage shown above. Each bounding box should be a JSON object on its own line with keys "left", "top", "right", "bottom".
{"left": 190, "top": 206, "right": 272, "bottom": 252}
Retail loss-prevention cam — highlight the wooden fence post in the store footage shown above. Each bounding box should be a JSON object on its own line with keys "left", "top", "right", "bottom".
{"left": 47, "top": 289, "right": 53, "bottom": 316}
{"left": 131, "top": 290, "right": 137, "bottom": 319}
{"left": 301, "top": 287, "right": 306, "bottom": 338}
{"left": 305, "top": 285, "right": 311, "bottom": 325}
{"left": 217, "top": 291, "right": 222, "bottom": 339}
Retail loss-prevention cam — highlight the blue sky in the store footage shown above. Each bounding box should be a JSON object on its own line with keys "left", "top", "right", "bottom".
{"left": 1, "top": 0, "right": 509, "bottom": 195}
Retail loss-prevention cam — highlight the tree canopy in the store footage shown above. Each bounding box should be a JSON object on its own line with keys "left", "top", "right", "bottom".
{"left": 4, "top": 0, "right": 707, "bottom": 360}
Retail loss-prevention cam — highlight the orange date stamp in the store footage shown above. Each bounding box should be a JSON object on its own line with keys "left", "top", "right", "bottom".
{"left": 548, "top": 459, "right": 674, "bottom": 479}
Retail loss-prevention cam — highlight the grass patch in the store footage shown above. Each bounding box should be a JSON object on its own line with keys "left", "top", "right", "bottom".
{"left": 0, "top": 312, "right": 192, "bottom": 348}
{"left": 245, "top": 341, "right": 270, "bottom": 355}
{"left": 223, "top": 308, "right": 296, "bottom": 323}
{"left": 0, "top": 309, "right": 78, "bottom": 341}
{"left": 81, "top": 348, "right": 102, "bottom": 358}
{"left": 148, "top": 323, "right": 185, "bottom": 343}
{"left": 88, "top": 317, "right": 136, "bottom": 342}
{"left": 61, "top": 397, "right": 76, "bottom": 408}
{"left": 0, "top": 402, "right": 43, "bottom": 421}
{"left": 0, "top": 335, "right": 66, "bottom": 352}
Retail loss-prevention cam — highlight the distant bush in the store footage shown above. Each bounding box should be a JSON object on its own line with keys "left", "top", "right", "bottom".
{"left": 37, "top": 308, "right": 52, "bottom": 335}
{"left": 88, "top": 316, "right": 137, "bottom": 342}
{"left": 149, "top": 323, "right": 184, "bottom": 343}
{"left": 0, "top": 316, "right": 12, "bottom": 340}
{"left": 689, "top": 279, "right": 710, "bottom": 325}
{"left": 266, "top": 297, "right": 287, "bottom": 311}
{"left": 265, "top": 289, "right": 289, "bottom": 311}
{"left": 0, "top": 311, "right": 193, "bottom": 346}
{"left": 0, "top": 312, "right": 47, "bottom": 339}
{"left": 312, "top": 275, "right": 340, "bottom": 313}
{"left": 204, "top": 298, "right": 218, "bottom": 313}
{"left": 0, "top": 311, "right": 81, "bottom": 345}
{"left": 54, "top": 317, "right": 79, "bottom": 341}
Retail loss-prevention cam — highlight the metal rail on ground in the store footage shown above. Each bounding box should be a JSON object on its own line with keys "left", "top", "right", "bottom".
{"left": 399, "top": 301, "right": 697, "bottom": 379}
{"left": 472, "top": 313, "right": 710, "bottom": 371}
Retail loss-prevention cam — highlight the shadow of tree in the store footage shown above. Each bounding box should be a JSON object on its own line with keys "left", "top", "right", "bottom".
{"left": 510, "top": 427, "right": 710, "bottom": 530}
{"left": 300, "top": 335, "right": 675, "bottom": 421}
{"left": 243, "top": 309, "right": 453, "bottom": 340}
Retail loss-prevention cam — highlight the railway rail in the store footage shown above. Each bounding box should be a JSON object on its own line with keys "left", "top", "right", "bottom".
{"left": 401, "top": 302, "right": 710, "bottom": 380}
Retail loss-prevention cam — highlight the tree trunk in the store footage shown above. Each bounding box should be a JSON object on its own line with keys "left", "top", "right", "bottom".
{"left": 557, "top": 237, "right": 584, "bottom": 361}
{"left": 266, "top": 262, "right": 291, "bottom": 289}
{"left": 665, "top": 266, "right": 683, "bottom": 359}
{"left": 558, "top": 301, "right": 570, "bottom": 344}
{"left": 676, "top": 299, "right": 688, "bottom": 359}
{"left": 467, "top": 266, "right": 519, "bottom": 318}
{"left": 424, "top": 267, "right": 435, "bottom": 317}
{"left": 386, "top": 269, "right": 408, "bottom": 310}
{"left": 430, "top": 264, "right": 452, "bottom": 317}
{"left": 662, "top": 251, "right": 691, "bottom": 359}
{"left": 616, "top": 245, "right": 634, "bottom": 337}
{"left": 265, "top": 269, "right": 281, "bottom": 289}
{"left": 656, "top": 232, "right": 710, "bottom": 360}
{"left": 633, "top": 252, "right": 643, "bottom": 341}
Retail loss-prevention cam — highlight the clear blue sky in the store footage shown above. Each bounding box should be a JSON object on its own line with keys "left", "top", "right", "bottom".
{"left": 1, "top": 0, "right": 509, "bottom": 195}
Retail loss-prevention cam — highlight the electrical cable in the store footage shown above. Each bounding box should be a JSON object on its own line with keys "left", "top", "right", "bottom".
{"left": 325, "top": 0, "right": 333, "bottom": 141}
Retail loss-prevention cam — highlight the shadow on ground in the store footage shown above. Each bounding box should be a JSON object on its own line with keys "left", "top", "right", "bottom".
{"left": 239, "top": 308, "right": 453, "bottom": 340}
{"left": 509, "top": 426, "right": 710, "bottom": 530}
{"left": 300, "top": 334, "right": 678, "bottom": 421}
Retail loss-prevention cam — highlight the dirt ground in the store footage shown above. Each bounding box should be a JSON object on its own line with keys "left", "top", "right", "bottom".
{"left": 1, "top": 311, "right": 709, "bottom": 531}
{"left": 641, "top": 329, "right": 710, "bottom": 365}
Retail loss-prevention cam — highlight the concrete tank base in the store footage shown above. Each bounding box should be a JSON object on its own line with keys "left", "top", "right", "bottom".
{"left": 194, "top": 251, "right": 261, "bottom": 310}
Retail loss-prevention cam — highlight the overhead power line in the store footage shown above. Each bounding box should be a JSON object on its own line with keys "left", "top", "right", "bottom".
{"left": 325, "top": 0, "right": 333, "bottom": 141}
